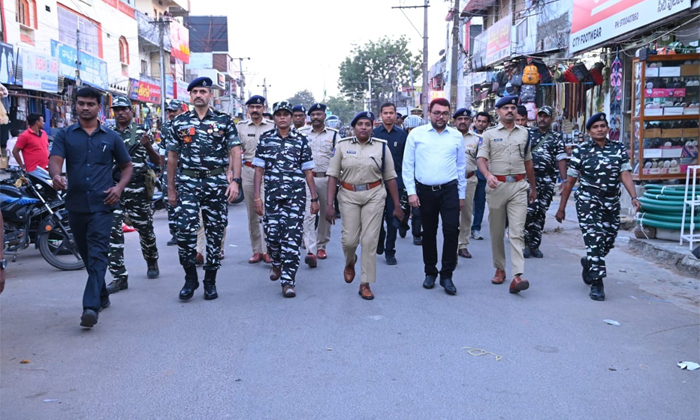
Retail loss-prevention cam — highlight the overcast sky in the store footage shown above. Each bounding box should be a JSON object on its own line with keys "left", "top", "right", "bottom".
{"left": 190, "top": 0, "right": 454, "bottom": 103}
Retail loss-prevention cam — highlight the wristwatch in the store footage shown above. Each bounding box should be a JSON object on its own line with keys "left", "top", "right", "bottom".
{"left": 232, "top": 178, "right": 242, "bottom": 183}
{"left": 0, "top": 259, "right": 7, "bottom": 270}
{"left": 310, "top": 197, "right": 319, "bottom": 203}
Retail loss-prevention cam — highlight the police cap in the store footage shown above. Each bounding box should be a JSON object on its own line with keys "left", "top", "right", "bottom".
{"left": 166, "top": 100, "right": 183, "bottom": 111}
{"left": 452, "top": 108, "right": 471, "bottom": 119}
{"left": 495, "top": 95, "right": 519, "bottom": 108}
{"left": 273, "top": 101, "right": 294, "bottom": 115}
{"left": 111, "top": 96, "right": 132, "bottom": 108}
{"left": 307, "top": 103, "right": 327, "bottom": 115}
{"left": 292, "top": 105, "right": 306, "bottom": 114}
{"left": 586, "top": 112, "right": 607, "bottom": 130}
{"left": 187, "top": 77, "right": 213, "bottom": 92}
{"left": 351, "top": 111, "right": 375, "bottom": 127}
{"left": 538, "top": 105, "right": 554, "bottom": 116}
{"left": 246, "top": 95, "right": 266, "bottom": 106}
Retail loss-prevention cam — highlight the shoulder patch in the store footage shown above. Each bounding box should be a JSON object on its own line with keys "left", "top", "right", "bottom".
{"left": 373, "top": 138, "right": 387, "bottom": 144}
{"left": 337, "top": 137, "right": 353, "bottom": 143}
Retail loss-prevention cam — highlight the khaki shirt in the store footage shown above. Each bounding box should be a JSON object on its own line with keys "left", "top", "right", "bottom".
{"left": 327, "top": 137, "right": 397, "bottom": 185}
{"left": 477, "top": 123, "right": 531, "bottom": 176}
{"left": 299, "top": 125, "right": 338, "bottom": 173}
{"left": 236, "top": 118, "right": 275, "bottom": 162}
{"left": 463, "top": 131, "right": 480, "bottom": 174}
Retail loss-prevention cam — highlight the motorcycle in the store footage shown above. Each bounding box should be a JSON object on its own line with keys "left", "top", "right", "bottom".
{"left": 1, "top": 168, "right": 85, "bottom": 270}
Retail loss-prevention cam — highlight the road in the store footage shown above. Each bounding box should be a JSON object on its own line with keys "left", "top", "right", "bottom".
{"left": 1, "top": 199, "right": 699, "bottom": 419}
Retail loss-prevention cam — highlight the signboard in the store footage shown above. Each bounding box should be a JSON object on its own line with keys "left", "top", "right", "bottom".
{"left": 175, "top": 80, "right": 189, "bottom": 101}
{"left": 429, "top": 91, "right": 445, "bottom": 101}
{"left": 51, "top": 40, "right": 109, "bottom": 91}
{"left": 22, "top": 50, "right": 58, "bottom": 93}
{"left": 166, "top": 75, "right": 174, "bottom": 98}
{"left": 128, "top": 78, "right": 161, "bottom": 103}
{"left": 0, "top": 42, "right": 16, "bottom": 85}
{"left": 570, "top": 0, "right": 690, "bottom": 53}
{"left": 485, "top": 14, "right": 512, "bottom": 65}
{"left": 170, "top": 20, "right": 190, "bottom": 64}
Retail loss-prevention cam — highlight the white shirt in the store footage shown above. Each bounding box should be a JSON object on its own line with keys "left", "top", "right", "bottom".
{"left": 7, "top": 136, "right": 20, "bottom": 167}
{"left": 403, "top": 123, "right": 467, "bottom": 199}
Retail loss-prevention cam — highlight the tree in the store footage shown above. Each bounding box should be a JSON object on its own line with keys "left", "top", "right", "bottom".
{"left": 338, "top": 36, "right": 421, "bottom": 114}
{"left": 286, "top": 90, "right": 316, "bottom": 109}
{"left": 326, "top": 96, "right": 359, "bottom": 124}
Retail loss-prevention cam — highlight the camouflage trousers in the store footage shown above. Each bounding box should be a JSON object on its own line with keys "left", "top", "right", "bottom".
{"left": 162, "top": 170, "right": 177, "bottom": 237}
{"left": 524, "top": 178, "right": 555, "bottom": 250}
{"left": 175, "top": 173, "right": 228, "bottom": 270}
{"left": 264, "top": 194, "right": 305, "bottom": 286}
{"left": 109, "top": 185, "right": 159, "bottom": 281}
{"left": 575, "top": 189, "right": 620, "bottom": 280}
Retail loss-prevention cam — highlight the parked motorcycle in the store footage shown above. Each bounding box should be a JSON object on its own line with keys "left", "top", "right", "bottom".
{"left": 1, "top": 168, "right": 84, "bottom": 270}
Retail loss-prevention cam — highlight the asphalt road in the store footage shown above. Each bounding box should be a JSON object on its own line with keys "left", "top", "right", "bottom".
{"left": 1, "top": 200, "right": 699, "bottom": 420}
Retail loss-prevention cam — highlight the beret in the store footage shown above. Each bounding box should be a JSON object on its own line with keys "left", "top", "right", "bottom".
{"left": 246, "top": 95, "right": 266, "bottom": 105}
{"left": 292, "top": 105, "right": 307, "bottom": 114}
{"left": 495, "top": 95, "right": 519, "bottom": 108}
{"left": 187, "top": 77, "right": 213, "bottom": 92}
{"left": 351, "top": 111, "right": 375, "bottom": 127}
{"left": 307, "top": 103, "right": 327, "bottom": 115}
{"left": 452, "top": 108, "right": 471, "bottom": 119}
{"left": 586, "top": 112, "right": 607, "bottom": 130}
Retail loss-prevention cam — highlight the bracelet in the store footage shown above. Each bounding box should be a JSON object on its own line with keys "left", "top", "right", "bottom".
{"left": 631, "top": 196, "right": 639, "bottom": 200}
{"left": 254, "top": 198, "right": 262, "bottom": 202}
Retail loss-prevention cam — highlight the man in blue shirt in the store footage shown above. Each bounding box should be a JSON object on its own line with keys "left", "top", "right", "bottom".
{"left": 49, "top": 87, "right": 133, "bottom": 328}
{"left": 373, "top": 102, "right": 407, "bottom": 266}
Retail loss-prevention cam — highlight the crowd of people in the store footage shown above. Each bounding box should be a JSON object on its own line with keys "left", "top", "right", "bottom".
{"left": 1, "top": 75, "right": 642, "bottom": 328}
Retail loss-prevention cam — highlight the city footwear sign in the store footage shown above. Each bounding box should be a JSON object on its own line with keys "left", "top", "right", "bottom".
{"left": 570, "top": 0, "right": 690, "bottom": 53}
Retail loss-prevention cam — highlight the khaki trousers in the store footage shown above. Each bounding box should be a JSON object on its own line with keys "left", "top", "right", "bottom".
{"left": 458, "top": 177, "right": 478, "bottom": 249}
{"left": 486, "top": 179, "right": 528, "bottom": 276}
{"left": 242, "top": 165, "right": 266, "bottom": 254}
{"left": 196, "top": 211, "right": 226, "bottom": 254}
{"left": 338, "top": 185, "right": 386, "bottom": 284}
{"left": 303, "top": 176, "right": 331, "bottom": 255}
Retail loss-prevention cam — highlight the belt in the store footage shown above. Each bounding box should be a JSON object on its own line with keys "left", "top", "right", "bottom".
{"left": 313, "top": 171, "right": 326, "bottom": 178}
{"left": 180, "top": 167, "right": 226, "bottom": 178}
{"left": 341, "top": 180, "right": 382, "bottom": 192}
{"left": 494, "top": 174, "right": 525, "bottom": 183}
{"left": 581, "top": 185, "right": 619, "bottom": 198}
{"left": 244, "top": 161, "right": 254, "bottom": 168}
{"left": 417, "top": 179, "right": 457, "bottom": 191}
{"left": 467, "top": 172, "right": 475, "bottom": 179}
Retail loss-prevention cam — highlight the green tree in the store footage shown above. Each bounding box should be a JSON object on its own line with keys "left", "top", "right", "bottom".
{"left": 326, "top": 96, "right": 359, "bottom": 124}
{"left": 338, "top": 36, "right": 421, "bottom": 114}
{"left": 287, "top": 89, "right": 316, "bottom": 109}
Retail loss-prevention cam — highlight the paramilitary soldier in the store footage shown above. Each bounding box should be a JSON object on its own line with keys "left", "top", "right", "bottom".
{"left": 523, "top": 106, "right": 567, "bottom": 259}
{"left": 106, "top": 96, "right": 162, "bottom": 294}
{"left": 454, "top": 108, "right": 478, "bottom": 259}
{"left": 556, "top": 113, "right": 640, "bottom": 301}
{"left": 477, "top": 95, "right": 537, "bottom": 295}
{"left": 162, "top": 99, "right": 185, "bottom": 246}
{"left": 253, "top": 101, "right": 319, "bottom": 298}
{"left": 237, "top": 95, "right": 274, "bottom": 264}
{"left": 299, "top": 103, "right": 337, "bottom": 267}
{"left": 167, "top": 77, "right": 242, "bottom": 301}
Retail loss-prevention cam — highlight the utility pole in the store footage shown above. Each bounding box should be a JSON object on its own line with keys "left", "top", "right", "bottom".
{"left": 392, "top": 1, "right": 430, "bottom": 119}
{"left": 368, "top": 76, "right": 372, "bottom": 112}
{"left": 450, "top": 0, "right": 460, "bottom": 109}
{"left": 233, "top": 57, "right": 250, "bottom": 112}
{"left": 258, "top": 78, "right": 270, "bottom": 106}
{"left": 75, "top": 29, "right": 82, "bottom": 86}
{"left": 151, "top": 18, "right": 170, "bottom": 127}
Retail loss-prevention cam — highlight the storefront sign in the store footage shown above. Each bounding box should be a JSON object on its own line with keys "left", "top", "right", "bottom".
{"left": 0, "top": 42, "right": 16, "bottom": 85}
{"left": 646, "top": 88, "right": 686, "bottom": 98}
{"left": 166, "top": 75, "right": 174, "bottom": 99}
{"left": 129, "top": 78, "right": 161, "bottom": 104}
{"left": 51, "top": 40, "right": 109, "bottom": 91}
{"left": 472, "top": 15, "right": 512, "bottom": 67}
{"left": 175, "top": 80, "right": 189, "bottom": 101}
{"left": 170, "top": 20, "right": 190, "bottom": 64}
{"left": 22, "top": 50, "right": 58, "bottom": 93}
{"left": 570, "top": 0, "right": 690, "bottom": 53}
{"left": 429, "top": 91, "right": 445, "bottom": 101}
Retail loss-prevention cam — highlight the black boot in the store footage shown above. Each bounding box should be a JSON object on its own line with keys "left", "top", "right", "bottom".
{"left": 203, "top": 270, "right": 218, "bottom": 301}
{"left": 590, "top": 280, "right": 605, "bottom": 301}
{"left": 581, "top": 257, "right": 592, "bottom": 285}
{"left": 146, "top": 259, "right": 160, "bottom": 279}
{"left": 179, "top": 265, "right": 199, "bottom": 301}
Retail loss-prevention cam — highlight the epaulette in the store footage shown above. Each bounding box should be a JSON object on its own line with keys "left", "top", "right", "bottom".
{"left": 372, "top": 138, "right": 387, "bottom": 144}
{"left": 484, "top": 126, "right": 496, "bottom": 132}
{"left": 337, "top": 137, "right": 353, "bottom": 143}
{"left": 326, "top": 127, "right": 339, "bottom": 133}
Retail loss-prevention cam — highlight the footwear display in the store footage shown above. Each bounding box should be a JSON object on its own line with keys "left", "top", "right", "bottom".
{"left": 167, "top": 236, "right": 178, "bottom": 246}
{"left": 99, "top": 296, "right": 111, "bottom": 312}
{"left": 581, "top": 257, "right": 592, "bottom": 285}
{"left": 263, "top": 254, "right": 271, "bottom": 264}
{"left": 509, "top": 276, "right": 530, "bottom": 294}
{"left": 385, "top": 253, "right": 397, "bottom": 265}
{"left": 471, "top": 230, "right": 484, "bottom": 240}
{"left": 413, "top": 236, "right": 423, "bottom": 246}
{"left": 423, "top": 274, "right": 437, "bottom": 289}
{"left": 107, "top": 279, "right": 128, "bottom": 294}
{"left": 146, "top": 259, "right": 159, "bottom": 279}
{"left": 359, "top": 283, "right": 374, "bottom": 300}
{"left": 523, "top": 248, "right": 531, "bottom": 259}
{"left": 196, "top": 253, "right": 204, "bottom": 265}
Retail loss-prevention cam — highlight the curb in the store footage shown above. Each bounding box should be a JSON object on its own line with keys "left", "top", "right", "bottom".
{"left": 628, "top": 238, "right": 700, "bottom": 280}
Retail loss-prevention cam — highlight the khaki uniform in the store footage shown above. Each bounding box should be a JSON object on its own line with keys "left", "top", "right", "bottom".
{"left": 477, "top": 123, "right": 532, "bottom": 276}
{"left": 458, "top": 131, "right": 480, "bottom": 249}
{"left": 236, "top": 118, "right": 274, "bottom": 254}
{"left": 327, "top": 137, "right": 397, "bottom": 284}
{"left": 299, "top": 125, "right": 337, "bottom": 254}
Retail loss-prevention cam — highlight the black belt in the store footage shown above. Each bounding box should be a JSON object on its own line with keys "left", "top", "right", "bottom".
{"left": 581, "top": 185, "right": 619, "bottom": 198}
{"left": 417, "top": 179, "right": 457, "bottom": 191}
{"left": 180, "top": 167, "right": 227, "bottom": 179}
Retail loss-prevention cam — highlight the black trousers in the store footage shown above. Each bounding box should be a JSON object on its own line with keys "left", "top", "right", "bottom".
{"left": 69, "top": 211, "right": 112, "bottom": 311}
{"left": 417, "top": 181, "right": 459, "bottom": 278}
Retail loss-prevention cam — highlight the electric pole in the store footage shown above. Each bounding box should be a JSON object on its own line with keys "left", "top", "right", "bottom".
{"left": 233, "top": 57, "right": 250, "bottom": 112}
{"left": 151, "top": 18, "right": 170, "bottom": 126}
{"left": 258, "top": 78, "right": 270, "bottom": 104}
{"left": 392, "top": 1, "right": 430, "bottom": 119}
{"left": 450, "top": 0, "right": 460, "bottom": 109}
{"left": 75, "top": 29, "right": 82, "bottom": 86}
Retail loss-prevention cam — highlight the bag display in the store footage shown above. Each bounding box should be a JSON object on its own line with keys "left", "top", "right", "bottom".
{"left": 523, "top": 64, "right": 540, "bottom": 84}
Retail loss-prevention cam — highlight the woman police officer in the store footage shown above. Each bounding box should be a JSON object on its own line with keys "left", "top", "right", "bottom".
{"left": 326, "top": 112, "right": 404, "bottom": 300}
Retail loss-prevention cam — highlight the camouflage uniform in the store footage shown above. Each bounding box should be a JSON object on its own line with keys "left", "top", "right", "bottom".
{"left": 108, "top": 122, "right": 159, "bottom": 282}
{"left": 524, "top": 127, "right": 567, "bottom": 251}
{"left": 167, "top": 108, "right": 240, "bottom": 271}
{"left": 567, "top": 138, "right": 631, "bottom": 281}
{"left": 253, "top": 127, "right": 314, "bottom": 286}
{"left": 160, "top": 118, "right": 178, "bottom": 239}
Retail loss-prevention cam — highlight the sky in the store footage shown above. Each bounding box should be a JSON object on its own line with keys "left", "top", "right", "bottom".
{"left": 190, "top": 0, "right": 455, "bottom": 104}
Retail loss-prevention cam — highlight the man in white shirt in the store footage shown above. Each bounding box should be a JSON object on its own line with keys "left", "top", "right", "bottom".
{"left": 6, "top": 129, "right": 20, "bottom": 169}
{"left": 403, "top": 98, "right": 466, "bottom": 296}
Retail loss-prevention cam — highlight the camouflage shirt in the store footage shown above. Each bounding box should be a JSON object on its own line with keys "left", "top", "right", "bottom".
{"left": 166, "top": 108, "right": 241, "bottom": 171}
{"left": 528, "top": 127, "right": 567, "bottom": 182}
{"left": 113, "top": 122, "right": 151, "bottom": 178}
{"left": 253, "top": 128, "right": 314, "bottom": 201}
{"left": 567, "top": 139, "right": 632, "bottom": 192}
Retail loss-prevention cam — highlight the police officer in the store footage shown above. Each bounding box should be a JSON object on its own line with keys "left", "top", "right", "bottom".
{"left": 106, "top": 96, "right": 161, "bottom": 294}
{"left": 470, "top": 111, "right": 491, "bottom": 241}
{"left": 523, "top": 106, "right": 567, "bottom": 259}
{"left": 162, "top": 99, "right": 185, "bottom": 246}
{"left": 292, "top": 105, "right": 307, "bottom": 130}
{"left": 556, "top": 113, "right": 640, "bottom": 301}
{"left": 454, "top": 108, "right": 478, "bottom": 259}
{"left": 237, "top": 96, "right": 274, "bottom": 264}
{"left": 326, "top": 111, "right": 403, "bottom": 300}
{"left": 167, "top": 77, "right": 242, "bottom": 301}
{"left": 477, "top": 96, "right": 537, "bottom": 294}
{"left": 299, "top": 103, "right": 337, "bottom": 267}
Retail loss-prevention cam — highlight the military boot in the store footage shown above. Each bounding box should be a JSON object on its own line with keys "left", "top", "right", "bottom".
{"left": 203, "top": 270, "right": 218, "bottom": 301}
{"left": 146, "top": 259, "right": 160, "bottom": 279}
{"left": 589, "top": 280, "right": 605, "bottom": 301}
{"left": 179, "top": 265, "right": 199, "bottom": 301}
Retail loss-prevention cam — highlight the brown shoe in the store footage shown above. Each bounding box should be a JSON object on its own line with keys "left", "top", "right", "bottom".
{"left": 491, "top": 269, "right": 506, "bottom": 284}
{"left": 196, "top": 253, "right": 204, "bottom": 265}
{"left": 263, "top": 253, "right": 271, "bottom": 264}
{"left": 249, "top": 253, "right": 263, "bottom": 264}
{"left": 359, "top": 283, "right": 374, "bottom": 300}
{"left": 458, "top": 248, "right": 472, "bottom": 259}
{"left": 344, "top": 255, "right": 357, "bottom": 283}
{"left": 305, "top": 253, "right": 317, "bottom": 268}
{"left": 509, "top": 276, "right": 530, "bottom": 294}
{"left": 270, "top": 265, "right": 282, "bottom": 281}
{"left": 317, "top": 249, "right": 327, "bottom": 259}
{"left": 282, "top": 284, "right": 296, "bottom": 298}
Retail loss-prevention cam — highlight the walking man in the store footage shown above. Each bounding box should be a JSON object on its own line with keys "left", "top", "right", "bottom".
{"left": 470, "top": 112, "right": 490, "bottom": 240}
{"left": 13, "top": 113, "right": 49, "bottom": 173}
{"left": 523, "top": 106, "right": 567, "bottom": 258}
{"left": 49, "top": 87, "right": 133, "bottom": 328}
{"left": 253, "top": 101, "right": 319, "bottom": 298}
{"left": 106, "top": 96, "right": 161, "bottom": 294}
{"left": 453, "top": 108, "right": 478, "bottom": 259}
{"left": 476, "top": 96, "right": 537, "bottom": 294}
{"left": 237, "top": 96, "right": 273, "bottom": 264}
{"left": 403, "top": 98, "right": 466, "bottom": 296}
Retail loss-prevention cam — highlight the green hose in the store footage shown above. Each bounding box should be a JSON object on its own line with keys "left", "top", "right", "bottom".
{"left": 638, "top": 212, "right": 700, "bottom": 223}
{"left": 636, "top": 218, "right": 684, "bottom": 229}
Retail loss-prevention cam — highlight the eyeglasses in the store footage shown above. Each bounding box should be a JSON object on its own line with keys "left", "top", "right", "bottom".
{"left": 431, "top": 111, "right": 450, "bottom": 118}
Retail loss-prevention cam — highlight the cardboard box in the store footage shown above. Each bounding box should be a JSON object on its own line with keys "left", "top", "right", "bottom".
{"left": 645, "top": 67, "right": 660, "bottom": 77}
{"left": 659, "top": 67, "right": 681, "bottom": 77}
{"left": 662, "top": 128, "right": 684, "bottom": 137}
{"left": 0, "top": 157, "right": 7, "bottom": 170}
{"left": 644, "top": 128, "right": 662, "bottom": 137}
{"left": 684, "top": 127, "right": 699, "bottom": 137}
{"left": 680, "top": 64, "right": 700, "bottom": 76}
{"left": 664, "top": 107, "right": 685, "bottom": 116}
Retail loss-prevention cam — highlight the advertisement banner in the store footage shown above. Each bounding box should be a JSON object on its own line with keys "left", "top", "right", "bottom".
{"left": 166, "top": 75, "right": 174, "bottom": 98}
{"left": 50, "top": 40, "right": 109, "bottom": 91}
{"left": 128, "top": 78, "right": 161, "bottom": 103}
{"left": 175, "top": 80, "right": 189, "bottom": 102}
{"left": 0, "top": 42, "right": 16, "bottom": 85}
{"left": 170, "top": 20, "right": 190, "bottom": 64}
{"left": 570, "top": 0, "right": 690, "bottom": 53}
{"left": 485, "top": 14, "right": 512, "bottom": 65}
{"left": 22, "top": 50, "right": 59, "bottom": 93}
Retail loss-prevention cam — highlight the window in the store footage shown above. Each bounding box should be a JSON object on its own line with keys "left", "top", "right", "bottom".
{"left": 140, "top": 59, "right": 147, "bottom": 74}
{"left": 57, "top": 5, "right": 102, "bottom": 58}
{"left": 16, "top": 0, "right": 36, "bottom": 28}
{"left": 119, "top": 36, "right": 129, "bottom": 64}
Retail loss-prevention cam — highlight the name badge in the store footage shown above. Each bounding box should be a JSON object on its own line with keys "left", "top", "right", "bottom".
{"left": 248, "top": 134, "right": 256, "bottom": 137}
{"left": 347, "top": 150, "right": 357, "bottom": 154}
{"left": 493, "top": 138, "right": 503, "bottom": 142}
